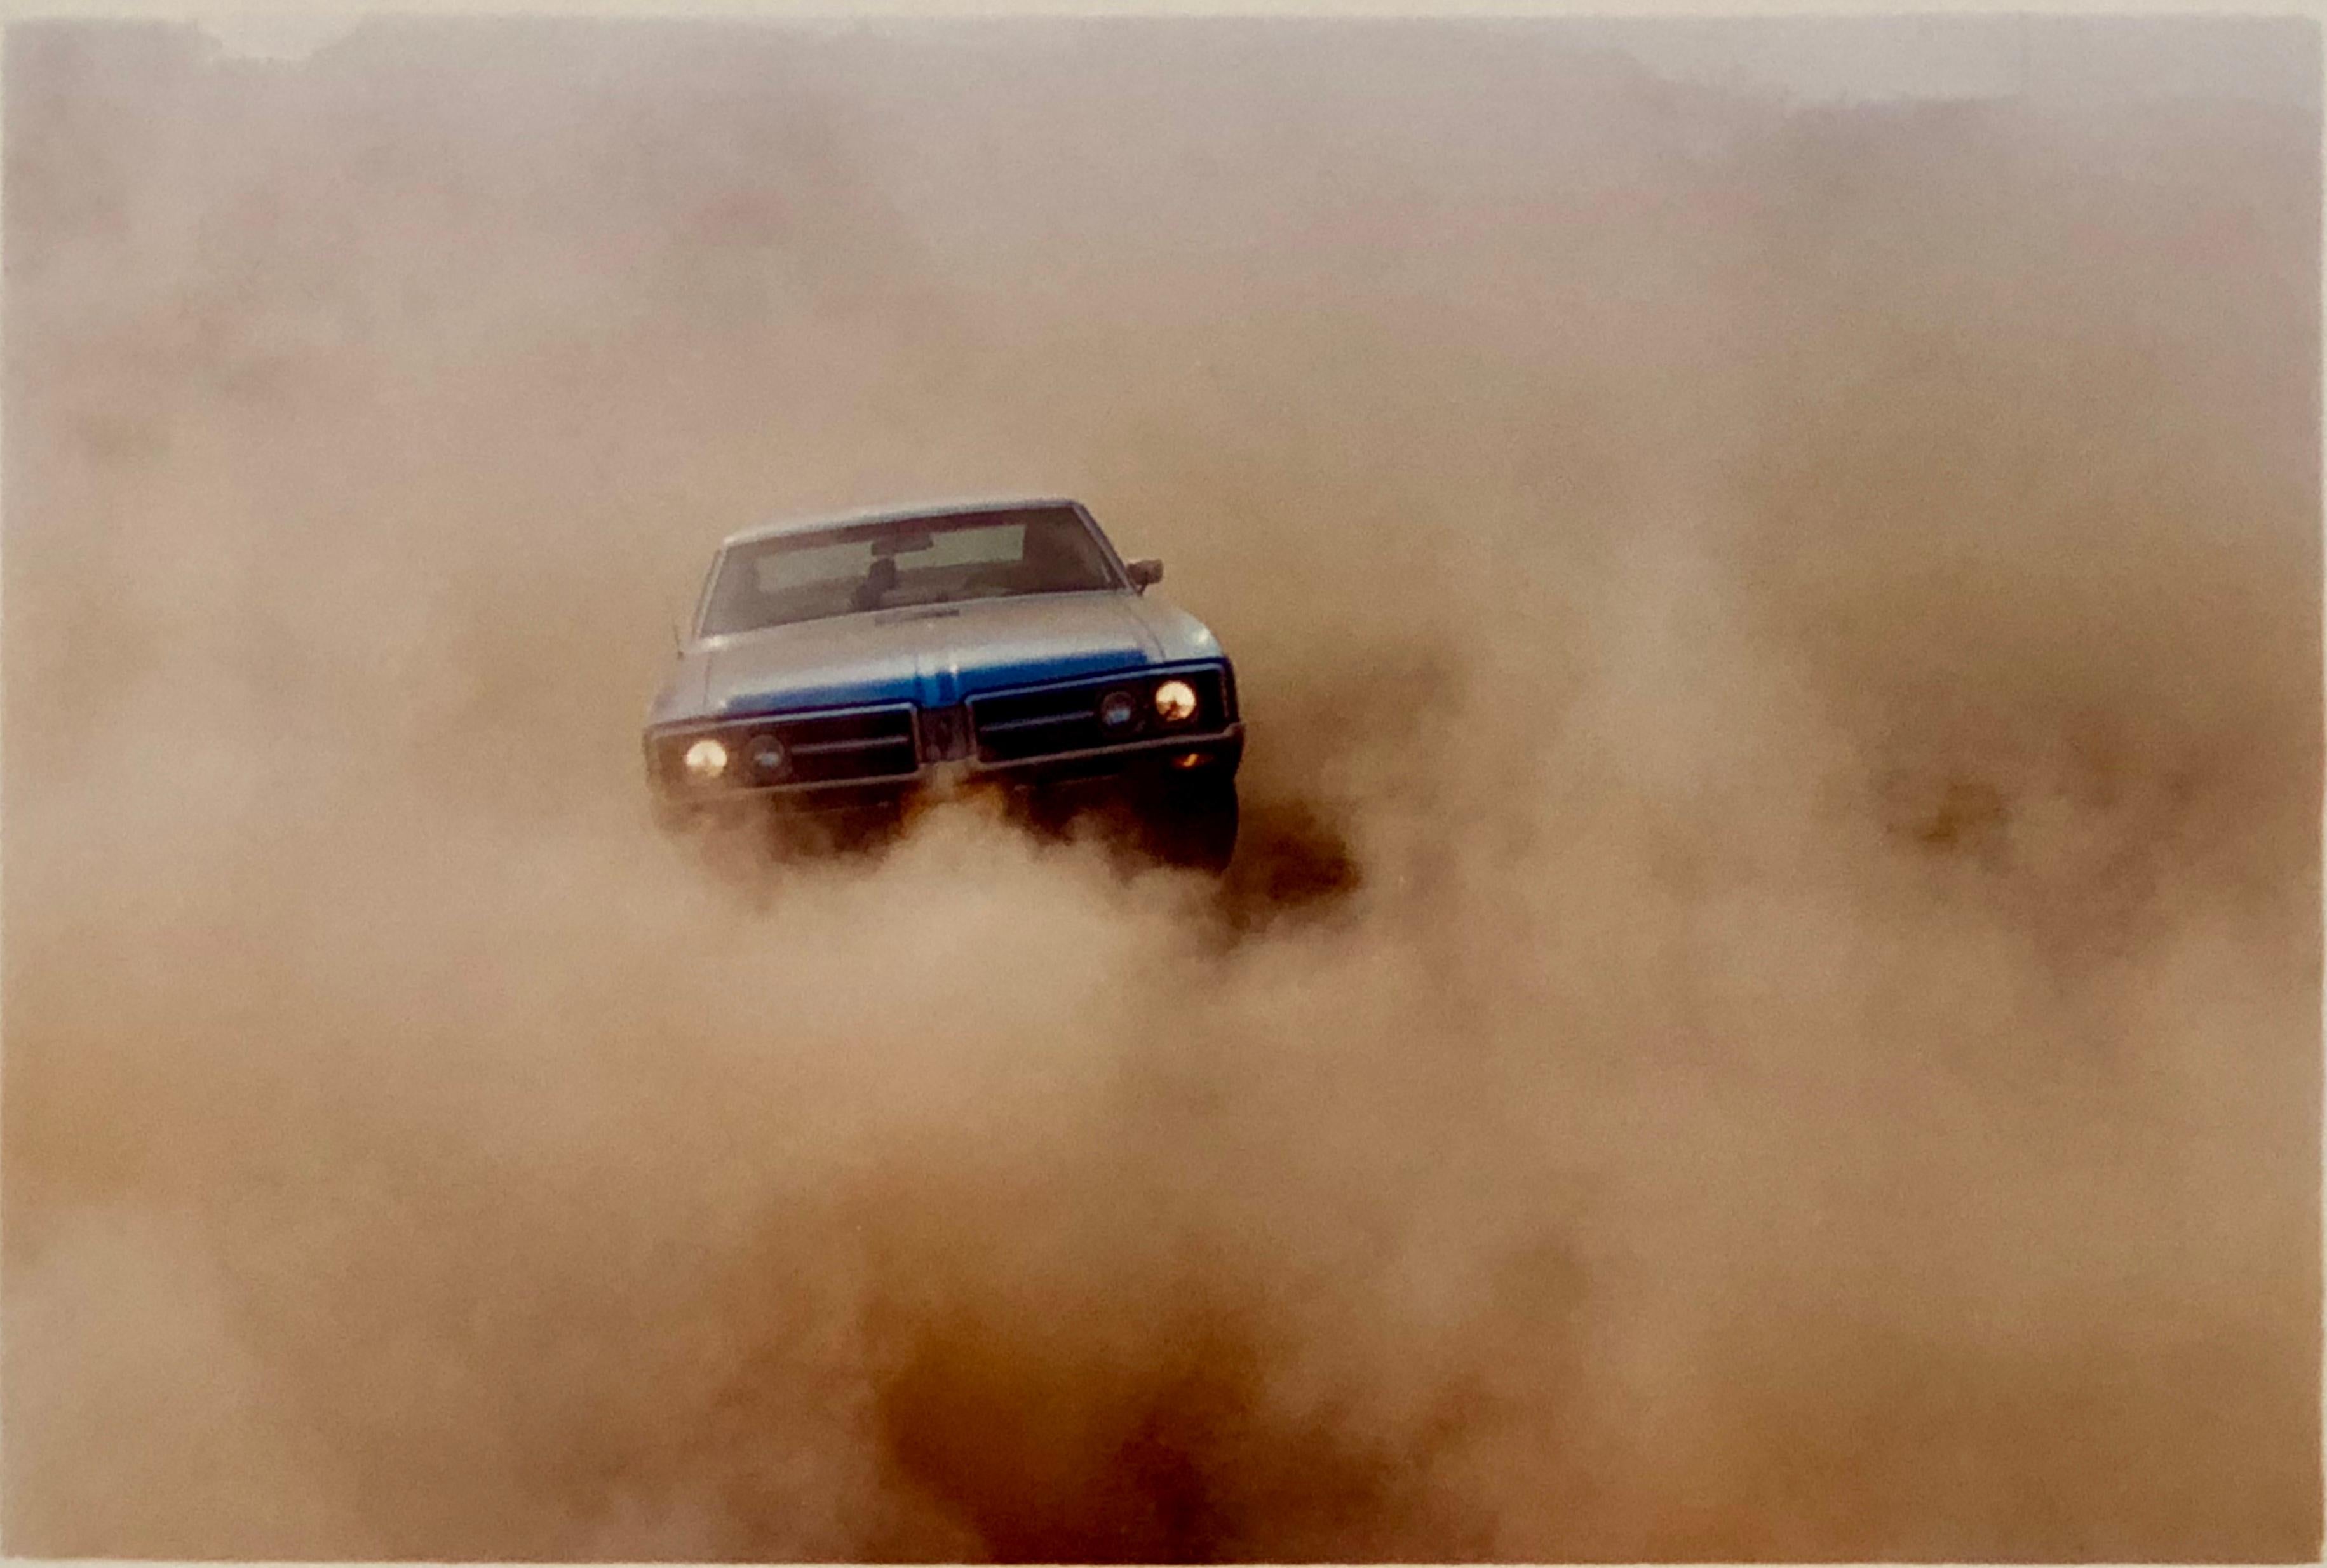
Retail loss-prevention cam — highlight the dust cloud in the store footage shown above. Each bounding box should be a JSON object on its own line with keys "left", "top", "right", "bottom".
{"left": 4, "top": 16, "right": 2319, "bottom": 1560}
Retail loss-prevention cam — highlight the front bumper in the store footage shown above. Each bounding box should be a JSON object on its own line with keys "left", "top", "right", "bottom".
{"left": 645, "top": 661, "right": 1242, "bottom": 822}
{"left": 649, "top": 721, "right": 1243, "bottom": 825}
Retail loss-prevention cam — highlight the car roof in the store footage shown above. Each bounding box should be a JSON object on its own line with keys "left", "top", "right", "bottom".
{"left": 718, "top": 496, "right": 1087, "bottom": 549}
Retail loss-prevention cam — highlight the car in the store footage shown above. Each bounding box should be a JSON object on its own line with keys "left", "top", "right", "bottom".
{"left": 642, "top": 497, "right": 1243, "bottom": 867}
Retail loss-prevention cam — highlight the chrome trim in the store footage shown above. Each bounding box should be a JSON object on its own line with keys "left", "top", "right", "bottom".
{"left": 650, "top": 700, "right": 925, "bottom": 797}
{"left": 978, "top": 708, "right": 1097, "bottom": 734}
{"left": 967, "top": 723, "right": 1243, "bottom": 775}
{"left": 649, "top": 687, "right": 1239, "bottom": 800}
{"left": 787, "top": 734, "right": 916, "bottom": 757}
{"left": 648, "top": 698, "right": 918, "bottom": 740}
{"left": 679, "top": 772, "right": 925, "bottom": 799}
{"left": 963, "top": 658, "right": 1225, "bottom": 708}
{"left": 962, "top": 661, "right": 1230, "bottom": 763}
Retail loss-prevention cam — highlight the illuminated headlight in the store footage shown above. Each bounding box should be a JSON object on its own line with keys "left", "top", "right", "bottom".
{"left": 1152, "top": 679, "right": 1198, "bottom": 724}
{"left": 682, "top": 738, "right": 729, "bottom": 781}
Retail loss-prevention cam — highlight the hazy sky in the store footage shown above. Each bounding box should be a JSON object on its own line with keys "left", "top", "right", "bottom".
{"left": 191, "top": 9, "right": 2317, "bottom": 107}
{"left": 1577, "top": 14, "right": 2316, "bottom": 104}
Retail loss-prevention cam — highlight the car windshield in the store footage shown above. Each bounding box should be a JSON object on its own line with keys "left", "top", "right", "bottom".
{"left": 699, "top": 504, "right": 1123, "bottom": 637}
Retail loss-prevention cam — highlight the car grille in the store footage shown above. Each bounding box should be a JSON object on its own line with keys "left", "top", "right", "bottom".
{"left": 968, "top": 666, "right": 1231, "bottom": 764}
{"left": 652, "top": 703, "right": 920, "bottom": 791}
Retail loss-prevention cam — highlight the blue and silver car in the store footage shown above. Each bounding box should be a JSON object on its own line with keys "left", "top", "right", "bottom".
{"left": 644, "top": 497, "right": 1243, "bottom": 865}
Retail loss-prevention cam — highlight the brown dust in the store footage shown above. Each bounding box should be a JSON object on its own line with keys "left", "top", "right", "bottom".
{"left": 3, "top": 18, "right": 2319, "bottom": 1560}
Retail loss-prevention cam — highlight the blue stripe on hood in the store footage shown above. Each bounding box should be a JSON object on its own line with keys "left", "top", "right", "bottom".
{"left": 710, "top": 644, "right": 1153, "bottom": 719}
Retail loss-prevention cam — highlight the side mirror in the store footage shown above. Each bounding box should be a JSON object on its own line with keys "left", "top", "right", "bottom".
{"left": 1126, "top": 558, "right": 1163, "bottom": 592}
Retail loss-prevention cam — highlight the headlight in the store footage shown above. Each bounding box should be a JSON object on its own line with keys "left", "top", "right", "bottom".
{"left": 682, "top": 738, "right": 729, "bottom": 780}
{"left": 1152, "top": 679, "right": 1198, "bottom": 724}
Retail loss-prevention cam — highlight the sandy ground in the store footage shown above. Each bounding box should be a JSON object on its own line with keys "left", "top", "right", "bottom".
{"left": 3, "top": 17, "right": 2319, "bottom": 1560}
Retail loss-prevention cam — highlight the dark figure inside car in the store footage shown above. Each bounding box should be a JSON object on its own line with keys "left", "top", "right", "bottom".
{"left": 1015, "top": 511, "right": 1114, "bottom": 593}
{"left": 851, "top": 555, "right": 899, "bottom": 612}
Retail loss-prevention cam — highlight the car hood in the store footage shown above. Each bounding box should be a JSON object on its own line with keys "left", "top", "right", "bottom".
{"left": 649, "top": 590, "right": 1225, "bottom": 725}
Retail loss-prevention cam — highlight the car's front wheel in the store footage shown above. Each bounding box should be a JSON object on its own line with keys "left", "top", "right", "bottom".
{"left": 1137, "top": 776, "right": 1239, "bottom": 873}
